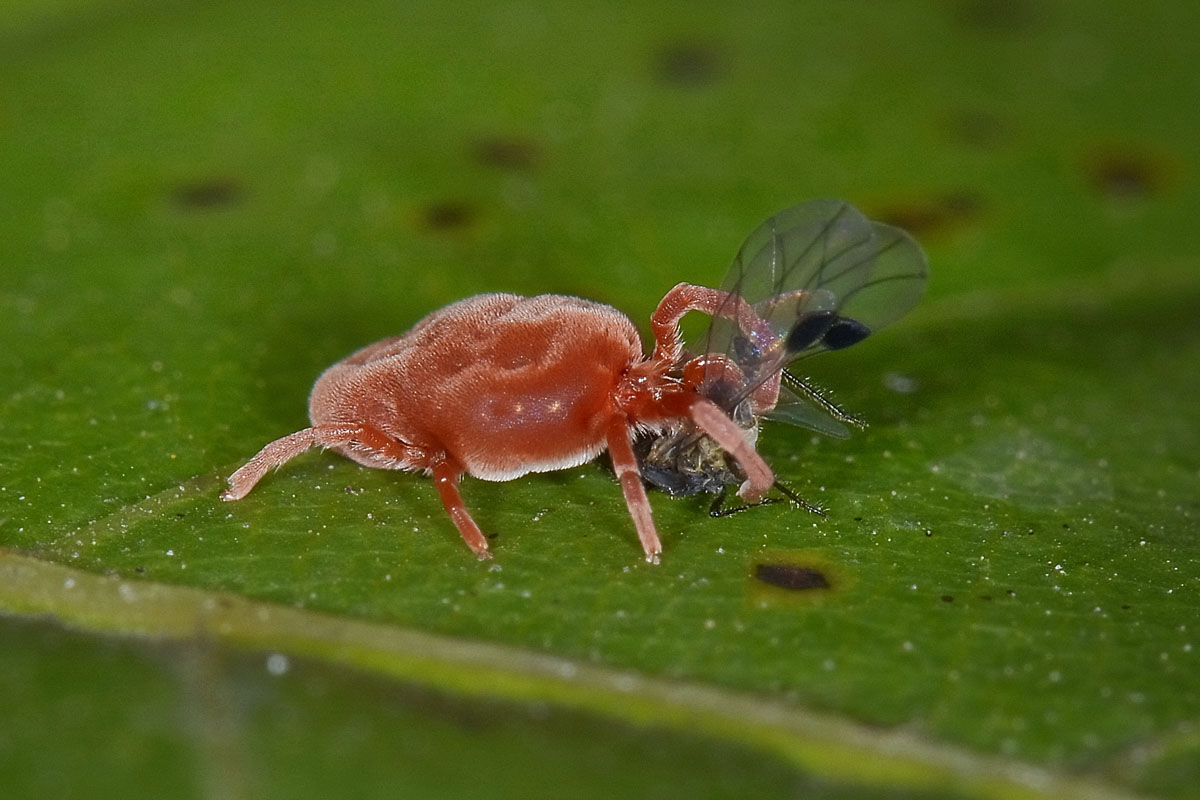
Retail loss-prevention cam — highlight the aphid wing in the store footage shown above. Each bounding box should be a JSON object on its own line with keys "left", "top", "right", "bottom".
{"left": 704, "top": 199, "right": 858, "bottom": 358}
{"left": 765, "top": 384, "right": 853, "bottom": 438}
{"left": 765, "top": 367, "right": 869, "bottom": 439}
{"left": 698, "top": 198, "right": 929, "bottom": 432}
{"left": 708, "top": 200, "right": 929, "bottom": 361}
{"left": 722, "top": 199, "right": 928, "bottom": 340}
{"left": 834, "top": 221, "right": 928, "bottom": 334}
{"left": 722, "top": 199, "right": 871, "bottom": 304}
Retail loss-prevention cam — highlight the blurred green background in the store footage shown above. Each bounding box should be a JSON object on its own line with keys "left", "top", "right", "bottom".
{"left": 2, "top": 1, "right": 1198, "bottom": 798}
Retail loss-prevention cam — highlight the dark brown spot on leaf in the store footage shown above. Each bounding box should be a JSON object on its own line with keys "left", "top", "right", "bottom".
{"left": 941, "top": 594, "right": 955, "bottom": 603}
{"left": 873, "top": 192, "right": 982, "bottom": 237}
{"left": 754, "top": 563, "right": 831, "bottom": 591}
{"left": 1083, "top": 149, "right": 1169, "bottom": 200}
{"left": 943, "top": 109, "right": 1010, "bottom": 149}
{"left": 171, "top": 178, "right": 245, "bottom": 210}
{"left": 473, "top": 136, "right": 541, "bottom": 170}
{"left": 655, "top": 42, "right": 724, "bottom": 87}
{"left": 422, "top": 201, "right": 477, "bottom": 230}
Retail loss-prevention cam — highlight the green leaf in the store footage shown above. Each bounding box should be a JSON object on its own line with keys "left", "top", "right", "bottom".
{"left": 2, "top": 1, "right": 1197, "bottom": 798}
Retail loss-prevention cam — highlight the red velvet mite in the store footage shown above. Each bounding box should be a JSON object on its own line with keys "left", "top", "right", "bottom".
{"left": 221, "top": 199, "right": 928, "bottom": 562}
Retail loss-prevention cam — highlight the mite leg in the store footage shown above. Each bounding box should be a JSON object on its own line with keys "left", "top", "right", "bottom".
{"left": 606, "top": 418, "right": 662, "bottom": 564}
{"left": 649, "top": 283, "right": 777, "bottom": 363}
{"left": 221, "top": 423, "right": 423, "bottom": 501}
{"left": 430, "top": 457, "right": 492, "bottom": 560}
{"left": 689, "top": 398, "right": 774, "bottom": 504}
{"left": 649, "top": 283, "right": 784, "bottom": 411}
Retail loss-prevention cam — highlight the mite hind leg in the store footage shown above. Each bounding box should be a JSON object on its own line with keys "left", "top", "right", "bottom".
{"left": 221, "top": 423, "right": 426, "bottom": 501}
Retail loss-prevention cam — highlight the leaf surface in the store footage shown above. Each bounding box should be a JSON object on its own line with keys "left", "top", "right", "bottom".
{"left": 2, "top": 1, "right": 1197, "bottom": 798}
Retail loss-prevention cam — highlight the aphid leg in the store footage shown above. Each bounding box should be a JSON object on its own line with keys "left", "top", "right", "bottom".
{"left": 688, "top": 399, "right": 774, "bottom": 504}
{"left": 430, "top": 457, "right": 493, "bottom": 560}
{"left": 221, "top": 423, "right": 421, "bottom": 501}
{"left": 708, "top": 488, "right": 779, "bottom": 518}
{"left": 773, "top": 479, "right": 826, "bottom": 517}
{"left": 605, "top": 418, "right": 662, "bottom": 563}
{"left": 709, "top": 480, "right": 823, "bottom": 518}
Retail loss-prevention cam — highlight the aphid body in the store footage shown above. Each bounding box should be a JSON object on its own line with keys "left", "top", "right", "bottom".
{"left": 222, "top": 199, "right": 928, "bottom": 562}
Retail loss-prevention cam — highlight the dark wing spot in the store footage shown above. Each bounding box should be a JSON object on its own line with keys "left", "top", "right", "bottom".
{"left": 754, "top": 563, "right": 831, "bottom": 591}
{"left": 654, "top": 42, "right": 724, "bottom": 87}
{"left": 822, "top": 317, "right": 871, "bottom": 350}
{"left": 171, "top": 178, "right": 245, "bottom": 210}
{"left": 786, "top": 310, "right": 837, "bottom": 353}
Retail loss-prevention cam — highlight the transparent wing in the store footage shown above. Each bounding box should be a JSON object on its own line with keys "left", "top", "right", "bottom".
{"left": 701, "top": 199, "right": 928, "bottom": 432}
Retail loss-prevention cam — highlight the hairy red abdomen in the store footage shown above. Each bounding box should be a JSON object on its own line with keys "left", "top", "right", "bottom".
{"left": 309, "top": 293, "right": 643, "bottom": 480}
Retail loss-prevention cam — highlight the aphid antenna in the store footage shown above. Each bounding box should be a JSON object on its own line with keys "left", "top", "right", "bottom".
{"left": 780, "top": 369, "right": 866, "bottom": 429}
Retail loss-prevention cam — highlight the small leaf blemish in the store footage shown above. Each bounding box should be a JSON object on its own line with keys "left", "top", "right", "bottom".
{"left": 170, "top": 178, "right": 245, "bottom": 210}
{"left": 473, "top": 136, "right": 541, "bottom": 170}
{"left": 654, "top": 42, "right": 724, "bottom": 87}
{"left": 753, "top": 563, "right": 830, "bottom": 591}
{"left": 422, "top": 201, "right": 478, "bottom": 231}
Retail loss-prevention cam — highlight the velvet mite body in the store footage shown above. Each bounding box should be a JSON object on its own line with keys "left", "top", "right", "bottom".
{"left": 221, "top": 199, "right": 928, "bottom": 562}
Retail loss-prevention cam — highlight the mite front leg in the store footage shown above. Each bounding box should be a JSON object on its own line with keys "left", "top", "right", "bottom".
{"left": 606, "top": 418, "right": 662, "bottom": 563}
{"left": 649, "top": 283, "right": 784, "bottom": 412}
{"left": 430, "top": 456, "right": 493, "bottom": 560}
{"left": 649, "top": 282, "right": 777, "bottom": 364}
{"left": 689, "top": 398, "right": 774, "bottom": 503}
{"left": 221, "top": 423, "right": 422, "bottom": 500}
